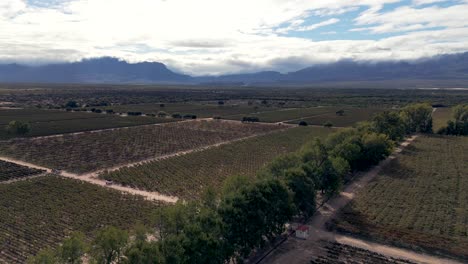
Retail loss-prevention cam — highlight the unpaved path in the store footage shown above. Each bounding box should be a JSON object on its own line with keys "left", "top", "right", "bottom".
{"left": 0, "top": 156, "right": 178, "bottom": 203}
{"left": 0, "top": 156, "right": 51, "bottom": 173}
{"left": 261, "top": 135, "right": 463, "bottom": 264}
{"left": 59, "top": 171, "right": 178, "bottom": 203}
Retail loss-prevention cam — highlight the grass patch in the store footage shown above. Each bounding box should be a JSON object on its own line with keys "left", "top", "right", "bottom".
{"left": 432, "top": 107, "right": 452, "bottom": 132}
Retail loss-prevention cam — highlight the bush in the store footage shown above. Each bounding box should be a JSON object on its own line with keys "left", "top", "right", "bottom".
{"left": 298, "top": 121, "right": 308, "bottom": 126}
{"left": 127, "top": 112, "right": 142, "bottom": 116}
{"left": 323, "top": 121, "right": 333, "bottom": 128}
{"left": 242, "top": 116, "right": 259, "bottom": 123}
{"left": 6, "top": 121, "right": 30, "bottom": 135}
{"left": 172, "top": 113, "right": 182, "bottom": 119}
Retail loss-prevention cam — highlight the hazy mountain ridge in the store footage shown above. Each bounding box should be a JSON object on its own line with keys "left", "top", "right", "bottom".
{"left": 0, "top": 53, "right": 467, "bottom": 84}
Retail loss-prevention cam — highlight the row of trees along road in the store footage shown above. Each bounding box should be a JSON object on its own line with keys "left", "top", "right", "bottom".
{"left": 29, "top": 103, "right": 433, "bottom": 264}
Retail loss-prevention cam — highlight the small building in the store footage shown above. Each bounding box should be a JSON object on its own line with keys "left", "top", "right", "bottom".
{"left": 295, "top": 225, "right": 309, "bottom": 239}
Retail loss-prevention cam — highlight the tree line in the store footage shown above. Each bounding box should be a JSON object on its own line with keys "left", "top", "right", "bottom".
{"left": 29, "top": 103, "right": 433, "bottom": 264}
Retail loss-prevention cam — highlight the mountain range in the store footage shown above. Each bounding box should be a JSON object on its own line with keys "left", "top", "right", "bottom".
{"left": 0, "top": 52, "right": 467, "bottom": 85}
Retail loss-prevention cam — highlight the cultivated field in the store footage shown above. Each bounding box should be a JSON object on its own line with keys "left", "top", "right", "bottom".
{"left": 99, "top": 126, "right": 334, "bottom": 200}
{"left": 0, "top": 119, "right": 286, "bottom": 173}
{"left": 225, "top": 106, "right": 341, "bottom": 123}
{"left": 0, "top": 160, "right": 45, "bottom": 182}
{"left": 0, "top": 108, "right": 175, "bottom": 139}
{"left": 311, "top": 241, "right": 415, "bottom": 264}
{"left": 289, "top": 107, "right": 387, "bottom": 127}
{"left": 328, "top": 135, "right": 468, "bottom": 260}
{"left": 96, "top": 102, "right": 279, "bottom": 118}
{"left": 0, "top": 176, "right": 160, "bottom": 263}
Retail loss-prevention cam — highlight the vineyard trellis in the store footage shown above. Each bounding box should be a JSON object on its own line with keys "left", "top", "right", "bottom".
{"left": 328, "top": 135, "right": 468, "bottom": 259}
{"left": 0, "top": 176, "right": 161, "bottom": 264}
{"left": 0, "top": 119, "right": 286, "bottom": 174}
{"left": 0, "top": 160, "right": 45, "bottom": 182}
{"left": 100, "top": 127, "right": 333, "bottom": 200}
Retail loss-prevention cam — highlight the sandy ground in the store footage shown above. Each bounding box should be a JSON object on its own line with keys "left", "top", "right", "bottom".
{"left": 260, "top": 136, "right": 463, "bottom": 264}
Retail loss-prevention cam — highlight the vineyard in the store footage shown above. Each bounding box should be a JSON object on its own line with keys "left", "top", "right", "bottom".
{"left": 99, "top": 126, "right": 334, "bottom": 200}
{"left": 0, "top": 176, "right": 160, "bottom": 263}
{"left": 0, "top": 108, "right": 175, "bottom": 139}
{"left": 225, "top": 106, "right": 343, "bottom": 123}
{"left": 0, "top": 160, "right": 45, "bottom": 182}
{"left": 328, "top": 135, "right": 468, "bottom": 260}
{"left": 311, "top": 241, "right": 415, "bottom": 264}
{"left": 0, "top": 119, "right": 286, "bottom": 173}
{"left": 290, "top": 107, "right": 387, "bottom": 127}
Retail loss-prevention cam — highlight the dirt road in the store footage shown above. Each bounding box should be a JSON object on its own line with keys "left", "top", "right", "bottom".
{"left": 261, "top": 135, "right": 463, "bottom": 264}
{"left": 0, "top": 156, "right": 178, "bottom": 203}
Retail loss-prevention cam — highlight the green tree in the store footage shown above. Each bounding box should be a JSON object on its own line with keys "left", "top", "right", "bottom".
{"left": 6, "top": 120, "right": 30, "bottom": 135}
{"left": 283, "top": 167, "right": 316, "bottom": 217}
{"left": 264, "top": 153, "right": 302, "bottom": 178}
{"left": 400, "top": 103, "right": 433, "bottom": 133}
{"left": 65, "top": 101, "right": 78, "bottom": 108}
{"left": 219, "top": 178, "right": 294, "bottom": 259}
{"left": 153, "top": 202, "right": 192, "bottom": 241}
{"left": 452, "top": 104, "right": 468, "bottom": 122}
{"left": 180, "top": 207, "right": 228, "bottom": 264}
{"left": 323, "top": 121, "right": 333, "bottom": 128}
{"left": 91, "top": 226, "right": 128, "bottom": 264}
{"left": 57, "top": 232, "right": 87, "bottom": 264}
{"left": 28, "top": 248, "right": 57, "bottom": 264}
{"left": 124, "top": 241, "right": 161, "bottom": 264}
{"left": 360, "top": 132, "right": 393, "bottom": 167}
{"left": 372, "top": 111, "right": 407, "bottom": 141}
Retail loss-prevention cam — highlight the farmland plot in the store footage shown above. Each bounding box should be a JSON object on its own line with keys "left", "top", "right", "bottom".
{"left": 0, "top": 119, "right": 286, "bottom": 173}
{"left": 290, "top": 107, "right": 387, "bottom": 127}
{"left": 328, "top": 135, "right": 468, "bottom": 260}
{"left": 225, "top": 106, "right": 342, "bottom": 123}
{"left": 0, "top": 176, "right": 159, "bottom": 263}
{"left": 0, "top": 160, "right": 45, "bottom": 182}
{"left": 432, "top": 107, "right": 452, "bottom": 131}
{"left": 100, "top": 127, "right": 334, "bottom": 200}
{"left": 0, "top": 108, "right": 175, "bottom": 139}
{"left": 311, "top": 241, "right": 415, "bottom": 264}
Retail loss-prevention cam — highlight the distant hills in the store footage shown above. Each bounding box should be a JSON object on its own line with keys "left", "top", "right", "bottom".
{"left": 0, "top": 52, "right": 467, "bottom": 85}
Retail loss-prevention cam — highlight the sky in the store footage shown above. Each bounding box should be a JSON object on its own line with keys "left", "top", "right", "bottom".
{"left": 1, "top": 0, "right": 468, "bottom": 75}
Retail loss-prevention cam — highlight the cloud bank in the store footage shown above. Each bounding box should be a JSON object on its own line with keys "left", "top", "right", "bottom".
{"left": 1, "top": 0, "right": 467, "bottom": 75}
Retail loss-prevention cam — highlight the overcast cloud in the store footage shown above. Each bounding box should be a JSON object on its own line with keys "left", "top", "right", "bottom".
{"left": 0, "top": 0, "right": 467, "bottom": 75}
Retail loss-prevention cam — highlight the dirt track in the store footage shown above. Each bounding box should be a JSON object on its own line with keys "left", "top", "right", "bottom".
{"left": 0, "top": 155, "right": 178, "bottom": 203}
{"left": 261, "top": 135, "right": 463, "bottom": 264}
